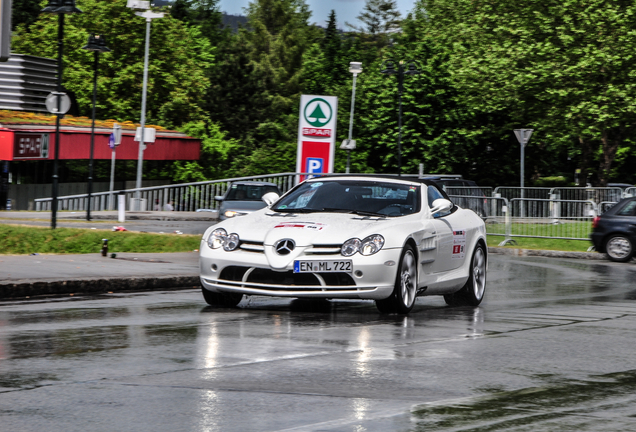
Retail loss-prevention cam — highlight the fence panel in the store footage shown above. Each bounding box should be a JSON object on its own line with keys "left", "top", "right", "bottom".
{"left": 447, "top": 195, "right": 510, "bottom": 242}
{"left": 550, "top": 187, "right": 623, "bottom": 205}
{"left": 493, "top": 187, "right": 552, "bottom": 200}
{"left": 508, "top": 198, "right": 596, "bottom": 241}
{"left": 34, "top": 172, "right": 302, "bottom": 212}
{"left": 444, "top": 186, "right": 493, "bottom": 197}
{"left": 626, "top": 187, "right": 636, "bottom": 198}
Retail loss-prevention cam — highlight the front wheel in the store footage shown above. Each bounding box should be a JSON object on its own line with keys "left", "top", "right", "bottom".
{"left": 376, "top": 245, "right": 418, "bottom": 314}
{"left": 201, "top": 287, "right": 243, "bottom": 308}
{"left": 605, "top": 234, "right": 633, "bottom": 262}
{"left": 444, "top": 243, "right": 487, "bottom": 307}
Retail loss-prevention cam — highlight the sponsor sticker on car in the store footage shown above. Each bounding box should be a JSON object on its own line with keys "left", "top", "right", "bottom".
{"left": 275, "top": 222, "right": 326, "bottom": 231}
{"left": 452, "top": 230, "right": 466, "bottom": 259}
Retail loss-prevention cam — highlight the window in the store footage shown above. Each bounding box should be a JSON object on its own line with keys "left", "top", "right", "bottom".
{"left": 272, "top": 180, "right": 421, "bottom": 217}
{"left": 617, "top": 200, "right": 636, "bottom": 216}
{"left": 226, "top": 184, "right": 280, "bottom": 201}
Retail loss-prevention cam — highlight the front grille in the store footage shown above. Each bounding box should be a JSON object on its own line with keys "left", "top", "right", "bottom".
{"left": 219, "top": 266, "right": 355, "bottom": 287}
{"left": 239, "top": 240, "right": 264, "bottom": 253}
{"left": 304, "top": 244, "right": 342, "bottom": 255}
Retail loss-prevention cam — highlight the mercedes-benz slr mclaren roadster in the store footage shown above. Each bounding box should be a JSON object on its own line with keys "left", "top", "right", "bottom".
{"left": 199, "top": 175, "right": 488, "bottom": 314}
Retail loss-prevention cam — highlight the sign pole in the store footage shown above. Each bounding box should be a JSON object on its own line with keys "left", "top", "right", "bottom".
{"left": 108, "top": 123, "right": 121, "bottom": 211}
{"left": 514, "top": 129, "right": 533, "bottom": 217}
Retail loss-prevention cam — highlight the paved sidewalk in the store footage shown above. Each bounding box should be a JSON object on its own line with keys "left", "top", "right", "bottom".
{"left": 0, "top": 252, "right": 200, "bottom": 300}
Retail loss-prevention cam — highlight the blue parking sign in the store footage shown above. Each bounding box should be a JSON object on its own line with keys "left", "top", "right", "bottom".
{"left": 306, "top": 157, "right": 324, "bottom": 174}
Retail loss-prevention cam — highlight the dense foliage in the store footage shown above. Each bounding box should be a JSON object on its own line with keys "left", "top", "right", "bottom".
{"left": 11, "top": 0, "right": 636, "bottom": 186}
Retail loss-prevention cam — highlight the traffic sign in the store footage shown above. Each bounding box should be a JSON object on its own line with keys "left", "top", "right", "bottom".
{"left": 514, "top": 129, "right": 533, "bottom": 147}
{"left": 45, "top": 92, "right": 71, "bottom": 115}
{"left": 340, "top": 139, "right": 356, "bottom": 150}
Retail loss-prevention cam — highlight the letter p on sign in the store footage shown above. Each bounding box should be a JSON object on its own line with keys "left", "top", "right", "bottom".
{"left": 306, "top": 158, "right": 323, "bottom": 174}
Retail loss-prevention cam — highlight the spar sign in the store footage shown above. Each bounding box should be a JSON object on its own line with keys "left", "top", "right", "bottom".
{"left": 297, "top": 95, "right": 338, "bottom": 181}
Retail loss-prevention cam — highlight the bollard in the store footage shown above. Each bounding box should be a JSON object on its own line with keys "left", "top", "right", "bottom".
{"left": 101, "top": 239, "right": 109, "bottom": 257}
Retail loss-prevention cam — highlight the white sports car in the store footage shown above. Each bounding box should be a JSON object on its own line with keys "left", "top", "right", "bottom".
{"left": 199, "top": 175, "right": 488, "bottom": 314}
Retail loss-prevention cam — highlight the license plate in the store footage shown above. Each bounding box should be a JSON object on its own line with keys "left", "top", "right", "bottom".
{"left": 294, "top": 260, "right": 352, "bottom": 273}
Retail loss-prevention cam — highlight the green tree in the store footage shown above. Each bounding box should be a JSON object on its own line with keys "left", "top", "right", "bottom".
{"left": 205, "top": 0, "right": 320, "bottom": 175}
{"left": 421, "top": 0, "right": 636, "bottom": 186}
{"left": 12, "top": 0, "right": 42, "bottom": 31}
{"left": 11, "top": 0, "right": 213, "bottom": 129}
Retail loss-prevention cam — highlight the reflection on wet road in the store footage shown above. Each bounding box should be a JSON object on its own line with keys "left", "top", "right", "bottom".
{"left": 1, "top": 255, "right": 635, "bottom": 431}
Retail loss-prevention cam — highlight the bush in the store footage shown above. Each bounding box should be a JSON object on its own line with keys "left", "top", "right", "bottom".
{"left": 532, "top": 176, "right": 575, "bottom": 188}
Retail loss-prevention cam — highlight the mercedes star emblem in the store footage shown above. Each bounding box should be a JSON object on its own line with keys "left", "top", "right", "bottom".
{"left": 275, "top": 239, "right": 295, "bottom": 255}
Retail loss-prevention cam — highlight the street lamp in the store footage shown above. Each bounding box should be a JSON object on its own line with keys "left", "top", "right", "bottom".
{"left": 380, "top": 60, "right": 420, "bottom": 176}
{"left": 343, "top": 61, "right": 362, "bottom": 174}
{"left": 82, "top": 34, "right": 111, "bottom": 221}
{"left": 41, "top": 0, "right": 82, "bottom": 229}
{"left": 127, "top": 0, "right": 164, "bottom": 211}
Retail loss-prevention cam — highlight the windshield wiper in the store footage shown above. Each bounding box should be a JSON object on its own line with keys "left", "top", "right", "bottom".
{"left": 272, "top": 208, "right": 321, "bottom": 213}
{"left": 320, "top": 207, "right": 387, "bottom": 217}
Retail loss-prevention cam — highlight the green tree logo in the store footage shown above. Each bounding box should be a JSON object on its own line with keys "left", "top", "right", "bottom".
{"left": 304, "top": 98, "right": 333, "bottom": 127}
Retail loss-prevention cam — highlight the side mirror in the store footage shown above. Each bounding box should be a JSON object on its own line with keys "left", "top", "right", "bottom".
{"left": 262, "top": 192, "right": 280, "bottom": 207}
{"left": 430, "top": 198, "right": 452, "bottom": 216}
{"left": 214, "top": 195, "right": 224, "bottom": 202}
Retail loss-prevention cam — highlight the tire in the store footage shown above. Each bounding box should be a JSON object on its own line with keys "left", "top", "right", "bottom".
{"left": 605, "top": 234, "right": 634, "bottom": 263}
{"left": 444, "top": 243, "right": 487, "bottom": 307}
{"left": 201, "top": 287, "right": 243, "bottom": 308}
{"left": 375, "top": 245, "right": 418, "bottom": 314}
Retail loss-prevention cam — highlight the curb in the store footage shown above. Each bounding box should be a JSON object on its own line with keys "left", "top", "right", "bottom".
{"left": 0, "top": 276, "right": 200, "bottom": 300}
{"left": 488, "top": 247, "right": 606, "bottom": 260}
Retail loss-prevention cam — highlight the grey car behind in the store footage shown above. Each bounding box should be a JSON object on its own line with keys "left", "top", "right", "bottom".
{"left": 216, "top": 181, "right": 282, "bottom": 220}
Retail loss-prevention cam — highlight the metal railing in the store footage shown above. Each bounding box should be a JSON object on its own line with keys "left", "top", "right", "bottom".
{"left": 550, "top": 187, "right": 623, "bottom": 205}
{"left": 35, "top": 173, "right": 301, "bottom": 212}
{"left": 448, "top": 194, "right": 599, "bottom": 243}
{"left": 448, "top": 195, "right": 510, "bottom": 241}
{"left": 444, "top": 186, "right": 493, "bottom": 197}
{"left": 626, "top": 187, "right": 636, "bottom": 197}
{"left": 493, "top": 187, "right": 552, "bottom": 200}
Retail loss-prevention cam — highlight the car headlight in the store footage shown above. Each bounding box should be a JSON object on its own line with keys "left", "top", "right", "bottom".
{"left": 341, "top": 235, "right": 384, "bottom": 256}
{"left": 360, "top": 234, "right": 385, "bottom": 256}
{"left": 208, "top": 228, "right": 227, "bottom": 249}
{"left": 224, "top": 233, "right": 240, "bottom": 251}
{"left": 341, "top": 238, "right": 361, "bottom": 257}
{"left": 207, "top": 228, "right": 241, "bottom": 251}
{"left": 224, "top": 210, "right": 238, "bottom": 218}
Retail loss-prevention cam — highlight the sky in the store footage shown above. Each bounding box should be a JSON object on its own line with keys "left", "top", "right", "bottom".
{"left": 219, "top": 0, "right": 417, "bottom": 29}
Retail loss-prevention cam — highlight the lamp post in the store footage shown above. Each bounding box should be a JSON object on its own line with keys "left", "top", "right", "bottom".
{"left": 82, "top": 34, "right": 110, "bottom": 221}
{"left": 42, "top": 0, "right": 82, "bottom": 229}
{"left": 380, "top": 60, "right": 420, "bottom": 177}
{"left": 127, "top": 1, "right": 164, "bottom": 211}
{"left": 344, "top": 62, "right": 362, "bottom": 174}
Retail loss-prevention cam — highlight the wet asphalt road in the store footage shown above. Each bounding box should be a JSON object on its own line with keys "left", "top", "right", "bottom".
{"left": 1, "top": 255, "right": 636, "bottom": 432}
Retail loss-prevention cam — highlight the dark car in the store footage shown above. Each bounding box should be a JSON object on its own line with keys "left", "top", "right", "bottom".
{"left": 591, "top": 197, "right": 636, "bottom": 262}
{"left": 424, "top": 177, "right": 489, "bottom": 218}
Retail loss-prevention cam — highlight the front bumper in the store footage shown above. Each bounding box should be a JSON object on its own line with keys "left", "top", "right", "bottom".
{"left": 199, "top": 244, "right": 401, "bottom": 300}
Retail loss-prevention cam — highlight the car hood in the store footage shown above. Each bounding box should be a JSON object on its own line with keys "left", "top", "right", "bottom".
{"left": 216, "top": 210, "right": 403, "bottom": 246}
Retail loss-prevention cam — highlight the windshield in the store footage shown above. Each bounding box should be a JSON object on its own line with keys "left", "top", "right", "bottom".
{"left": 272, "top": 180, "right": 420, "bottom": 217}
{"left": 226, "top": 184, "right": 280, "bottom": 201}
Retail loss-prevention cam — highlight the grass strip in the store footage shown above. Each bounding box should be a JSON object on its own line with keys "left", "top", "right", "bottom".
{"left": 0, "top": 225, "right": 201, "bottom": 255}
{"left": 486, "top": 235, "right": 594, "bottom": 252}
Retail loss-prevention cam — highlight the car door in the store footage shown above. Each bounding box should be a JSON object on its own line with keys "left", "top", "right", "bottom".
{"left": 424, "top": 185, "right": 465, "bottom": 273}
